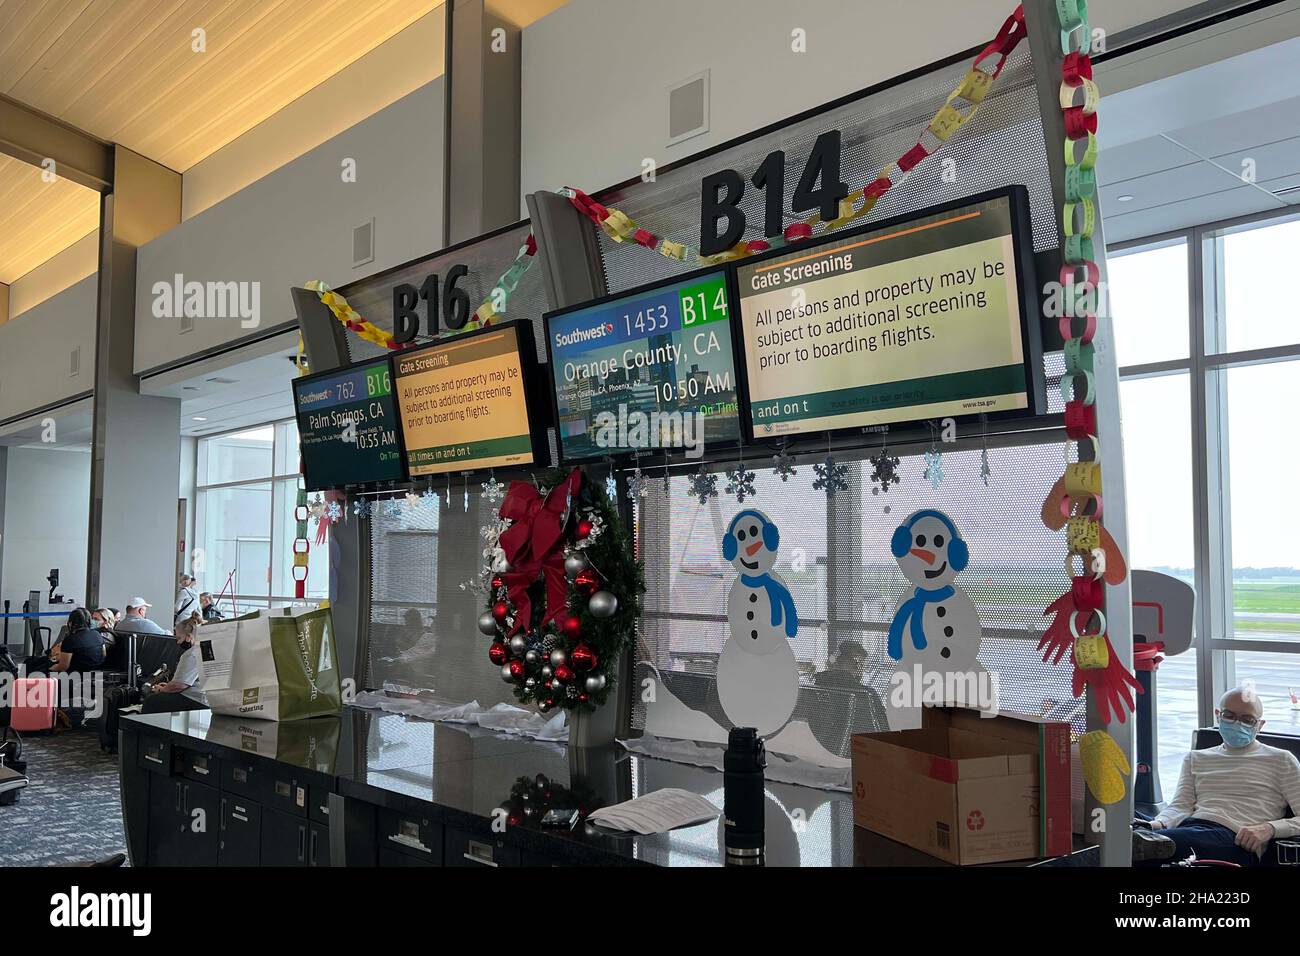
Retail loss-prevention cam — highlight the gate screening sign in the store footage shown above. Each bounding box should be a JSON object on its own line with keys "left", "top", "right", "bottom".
{"left": 735, "top": 193, "right": 1034, "bottom": 437}
{"left": 392, "top": 325, "right": 536, "bottom": 476}
{"left": 545, "top": 270, "right": 741, "bottom": 461}
{"left": 293, "top": 360, "right": 402, "bottom": 490}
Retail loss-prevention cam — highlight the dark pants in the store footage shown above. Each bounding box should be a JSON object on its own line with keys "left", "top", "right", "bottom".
{"left": 141, "top": 692, "right": 207, "bottom": 714}
{"left": 1143, "top": 818, "right": 1261, "bottom": 867}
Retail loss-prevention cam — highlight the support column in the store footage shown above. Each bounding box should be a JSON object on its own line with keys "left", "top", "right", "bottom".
{"left": 446, "top": 0, "right": 522, "bottom": 243}
{"left": 86, "top": 146, "right": 182, "bottom": 616}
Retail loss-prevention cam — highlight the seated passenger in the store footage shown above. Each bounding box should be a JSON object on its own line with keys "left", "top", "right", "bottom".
{"left": 1134, "top": 686, "right": 1300, "bottom": 865}
{"left": 141, "top": 613, "right": 208, "bottom": 714}
{"left": 26, "top": 608, "right": 105, "bottom": 673}
{"left": 199, "top": 591, "right": 224, "bottom": 623}
{"left": 115, "top": 597, "right": 167, "bottom": 635}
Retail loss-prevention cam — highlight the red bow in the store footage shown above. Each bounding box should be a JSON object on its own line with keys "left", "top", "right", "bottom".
{"left": 497, "top": 469, "right": 582, "bottom": 636}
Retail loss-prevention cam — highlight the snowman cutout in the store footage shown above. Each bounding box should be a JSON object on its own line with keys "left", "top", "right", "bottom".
{"left": 887, "top": 510, "right": 996, "bottom": 715}
{"left": 717, "top": 510, "right": 800, "bottom": 737}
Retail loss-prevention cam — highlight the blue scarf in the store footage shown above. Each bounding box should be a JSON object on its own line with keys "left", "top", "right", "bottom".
{"left": 887, "top": 585, "right": 954, "bottom": 661}
{"left": 740, "top": 573, "right": 799, "bottom": 638}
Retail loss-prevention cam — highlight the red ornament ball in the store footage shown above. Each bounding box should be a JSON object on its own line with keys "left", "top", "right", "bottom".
{"left": 573, "top": 568, "right": 601, "bottom": 597}
{"left": 543, "top": 679, "right": 554, "bottom": 690}
{"left": 554, "top": 664, "right": 575, "bottom": 683}
{"left": 561, "top": 614, "right": 582, "bottom": 638}
{"left": 491, "top": 574, "right": 504, "bottom": 591}
{"left": 576, "top": 519, "right": 593, "bottom": 539}
{"left": 507, "top": 659, "right": 525, "bottom": 680}
{"left": 579, "top": 693, "right": 590, "bottom": 704}
{"left": 570, "top": 643, "right": 598, "bottom": 673}
{"left": 492, "top": 600, "right": 510, "bottom": 623}
{"left": 488, "top": 642, "right": 508, "bottom": 666}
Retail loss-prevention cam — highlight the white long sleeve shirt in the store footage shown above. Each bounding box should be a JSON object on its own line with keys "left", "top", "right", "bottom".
{"left": 1153, "top": 742, "right": 1300, "bottom": 839}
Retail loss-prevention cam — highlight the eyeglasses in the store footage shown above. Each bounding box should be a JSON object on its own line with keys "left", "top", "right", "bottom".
{"left": 1219, "top": 710, "right": 1259, "bottom": 728}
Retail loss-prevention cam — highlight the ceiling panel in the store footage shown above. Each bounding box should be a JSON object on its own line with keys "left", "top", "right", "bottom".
{"left": 0, "top": 153, "right": 99, "bottom": 284}
{"left": 1104, "top": 184, "right": 1285, "bottom": 244}
{"left": 1201, "top": 134, "right": 1300, "bottom": 192}
{"left": 1166, "top": 94, "right": 1300, "bottom": 160}
{"left": 0, "top": 0, "right": 444, "bottom": 173}
{"left": 1097, "top": 159, "right": 1245, "bottom": 214}
{"left": 1096, "top": 135, "right": 1197, "bottom": 187}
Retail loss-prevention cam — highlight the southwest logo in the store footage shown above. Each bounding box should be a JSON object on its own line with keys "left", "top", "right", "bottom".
{"left": 555, "top": 322, "right": 615, "bottom": 348}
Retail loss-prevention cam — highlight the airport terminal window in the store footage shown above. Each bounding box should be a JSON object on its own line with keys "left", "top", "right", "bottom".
{"left": 1113, "top": 213, "right": 1300, "bottom": 746}
{"left": 194, "top": 421, "right": 328, "bottom": 612}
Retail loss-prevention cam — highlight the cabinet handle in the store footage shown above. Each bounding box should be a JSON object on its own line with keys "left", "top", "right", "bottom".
{"left": 174, "top": 782, "right": 182, "bottom": 813}
{"left": 298, "top": 825, "right": 306, "bottom": 863}
{"left": 220, "top": 798, "right": 226, "bottom": 832}
{"left": 182, "top": 784, "right": 189, "bottom": 816}
{"left": 464, "top": 840, "right": 499, "bottom": 867}
{"left": 309, "top": 829, "right": 319, "bottom": 866}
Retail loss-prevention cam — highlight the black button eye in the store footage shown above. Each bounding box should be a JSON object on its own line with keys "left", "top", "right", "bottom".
{"left": 916, "top": 535, "right": 927, "bottom": 547}
{"left": 934, "top": 534, "right": 945, "bottom": 547}
{"left": 737, "top": 529, "right": 746, "bottom": 541}
{"left": 749, "top": 526, "right": 758, "bottom": 537}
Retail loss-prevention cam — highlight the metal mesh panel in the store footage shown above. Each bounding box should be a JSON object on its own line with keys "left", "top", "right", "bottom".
{"left": 365, "top": 483, "right": 524, "bottom": 707}
{"left": 630, "top": 434, "right": 1084, "bottom": 755}
{"left": 594, "top": 44, "right": 1053, "bottom": 300}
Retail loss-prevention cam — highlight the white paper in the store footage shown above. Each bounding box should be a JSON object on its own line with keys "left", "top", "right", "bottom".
{"left": 587, "top": 788, "right": 719, "bottom": 835}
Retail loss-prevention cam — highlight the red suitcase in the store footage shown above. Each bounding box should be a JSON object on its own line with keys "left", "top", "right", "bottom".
{"left": 10, "top": 677, "right": 57, "bottom": 732}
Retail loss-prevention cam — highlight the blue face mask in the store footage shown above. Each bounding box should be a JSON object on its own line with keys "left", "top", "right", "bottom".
{"left": 1219, "top": 718, "right": 1258, "bottom": 748}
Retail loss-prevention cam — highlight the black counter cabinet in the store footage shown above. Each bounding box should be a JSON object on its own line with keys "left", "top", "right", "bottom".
{"left": 120, "top": 708, "right": 874, "bottom": 867}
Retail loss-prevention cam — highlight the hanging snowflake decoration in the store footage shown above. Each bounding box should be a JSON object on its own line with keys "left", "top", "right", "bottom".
{"left": 980, "top": 447, "right": 992, "bottom": 487}
{"left": 481, "top": 474, "right": 505, "bottom": 506}
{"left": 404, "top": 490, "right": 421, "bottom": 512}
{"left": 352, "top": 498, "right": 372, "bottom": 519}
{"left": 421, "top": 487, "right": 440, "bottom": 511}
{"left": 725, "top": 464, "right": 757, "bottom": 503}
{"left": 813, "top": 456, "right": 849, "bottom": 498}
{"left": 325, "top": 500, "right": 344, "bottom": 523}
{"left": 625, "top": 465, "right": 648, "bottom": 501}
{"left": 308, "top": 495, "right": 326, "bottom": 520}
{"left": 771, "top": 449, "right": 798, "bottom": 482}
{"left": 868, "top": 450, "right": 901, "bottom": 492}
{"left": 382, "top": 497, "right": 404, "bottom": 518}
{"left": 687, "top": 464, "right": 718, "bottom": 504}
{"left": 605, "top": 473, "right": 618, "bottom": 502}
{"left": 923, "top": 448, "right": 945, "bottom": 490}
{"left": 463, "top": 483, "right": 469, "bottom": 513}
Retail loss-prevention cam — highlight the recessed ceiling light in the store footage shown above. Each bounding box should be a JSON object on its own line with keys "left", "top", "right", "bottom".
{"left": 191, "top": 416, "right": 208, "bottom": 422}
{"left": 1117, "top": 194, "right": 1135, "bottom": 202}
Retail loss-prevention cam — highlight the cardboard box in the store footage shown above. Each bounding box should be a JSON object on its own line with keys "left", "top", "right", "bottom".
{"left": 851, "top": 707, "right": 1071, "bottom": 865}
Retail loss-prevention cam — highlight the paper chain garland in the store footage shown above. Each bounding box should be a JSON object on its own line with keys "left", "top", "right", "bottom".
{"left": 305, "top": 6, "right": 1029, "bottom": 352}
{"left": 1035, "top": 0, "right": 1141, "bottom": 809}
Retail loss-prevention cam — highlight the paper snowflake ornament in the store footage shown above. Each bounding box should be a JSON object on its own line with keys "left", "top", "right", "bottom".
{"left": 352, "top": 498, "right": 372, "bottom": 519}
{"left": 421, "top": 487, "right": 439, "bottom": 512}
{"left": 308, "top": 495, "right": 326, "bottom": 519}
{"left": 382, "top": 498, "right": 403, "bottom": 518}
{"left": 626, "top": 465, "right": 648, "bottom": 501}
{"left": 771, "top": 449, "right": 797, "bottom": 482}
{"left": 813, "top": 456, "right": 848, "bottom": 498}
{"left": 687, "top": 464, "right": 718, "bottom": 504}
{"left": 923, "top": 449, "right": 945, "bottom": 490}
{"left": 725, "top": 465, "right": 757, "bottom": 503}
{"left": 868, "top": 450, "right": 901, "bottom": 492}
{"left": 463, "top": 484, "right": 469, "bottom": 513}
{"left": 605, "top": 473, "right": 618, "bottom": 502}
{"left": 481, "top": 474, "right": 505, "bottom": 506}
{"left": 325, "top": 500, "right": 344, "bottom": 523}
{"left": 980, "top": 447, "right": 992, "bottom": 487}
{"left": 404, "top": 490, "right": 421, "bottom": 511}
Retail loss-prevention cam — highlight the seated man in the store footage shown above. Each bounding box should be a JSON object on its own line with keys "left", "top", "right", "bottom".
{"left": 199, "top": 592, "right": 224, "bottom": 623}
{"left": 115, "top": 597, "right": 167, "bottom": 635}
{"left": 1134, "top": 686, "right": 1300, "bottom": 865}
{"left": 141, "top": 613, "right": 208, "bottom": 714}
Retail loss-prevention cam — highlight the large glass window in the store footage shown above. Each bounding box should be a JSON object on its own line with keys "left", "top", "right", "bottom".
{"left": 1109, "top": 240, "right": 1189, "bottom": 368}
{"left": 1215, "top": 215, "right": 1300, "bottom": 355}
{"left": 194, "top": 421, "right": 326, "bottom": 613}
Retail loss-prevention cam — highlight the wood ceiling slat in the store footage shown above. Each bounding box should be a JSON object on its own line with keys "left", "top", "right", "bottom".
{"left": 0, "top": 155, "right": 99, "bottom": 284}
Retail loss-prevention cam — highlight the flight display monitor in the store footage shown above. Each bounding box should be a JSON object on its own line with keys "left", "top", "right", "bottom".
{"left": 544, "top": 268, "right": 743, "bottom": 462}
{"left": 734, "top": 187, "right": 1044, "bottom": 440}
{"left": 293, "top": 359, "right": 403, "bottom": 491}
{"left": 390, "top": 320, "right": 547, "bottom": 477}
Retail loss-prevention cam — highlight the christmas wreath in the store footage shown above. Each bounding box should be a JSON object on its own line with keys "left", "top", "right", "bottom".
{"left": 477, "top": 467, "right": 643, "bottom": 712}
{"left": 497, "top": 773, "right": 597, "bottom": 828}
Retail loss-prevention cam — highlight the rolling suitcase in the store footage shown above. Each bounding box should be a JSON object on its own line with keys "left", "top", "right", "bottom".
{"left": 10, "top": 677, "right": 57, "bottom": 732}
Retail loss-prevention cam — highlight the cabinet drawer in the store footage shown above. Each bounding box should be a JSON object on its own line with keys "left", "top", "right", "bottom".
{"left": 266, "top": 771, "right": 308, "bottom": 818}
{"left": 221, "top": 755, "right": 266, "bottom": 802}
{"left": 218, "top": 796, "right": 262, "bottom": 867}
{"left": 444, "top": 826, "right": 520, "bottom": 868}
{"left": 178, "top": 748, "right": 218, "bottom": 785}
{"left": 379, "top": 846, "right": 437, "bottom": 867}
{"left": 136, "top": 737, "right": 173, "bottom": 776}
{"left": 377, "top": 807, "right": 442, "bottom": 863}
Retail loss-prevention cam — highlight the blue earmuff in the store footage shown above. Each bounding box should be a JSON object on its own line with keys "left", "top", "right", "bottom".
{"left": 723, "top": 509, "right": 778, "bottom": 561}
{"left": 891, "top": 510, "right": 968, "bottom": 572}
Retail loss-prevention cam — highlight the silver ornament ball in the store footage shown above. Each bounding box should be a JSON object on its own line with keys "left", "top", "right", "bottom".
{"left": 540, "top": 665, "right": 553, "bottom": 679}
{"left": 524, "top": 649, "right": 541, "bottom": 669}
{"left": 500, "top": 663, "right": 516, "bottom": 683}
{"left": 584, "top": 673, "right": 607, "bottom": 694}
{"left": 549, "top": 648, "right": 567, "bottom": 669}
{"left": 588, "top": 590, "right": 618, "bottom": 619}
{"left": 477, "top": 611, "right": 499, "bottom": 636}
{"left": 564, "top": 553, "right": 589, "bottom": 580}
{"left": 508, "top": 634, "right": 528, "bottom": 657}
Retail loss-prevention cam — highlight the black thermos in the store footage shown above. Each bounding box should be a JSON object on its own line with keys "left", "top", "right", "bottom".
{"left": 723, "top": 727, "right": 766, "bottom": 865}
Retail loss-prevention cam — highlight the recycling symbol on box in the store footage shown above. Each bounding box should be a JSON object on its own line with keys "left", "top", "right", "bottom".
{"left": 966, "top": 810, "right": 986, "bottom": 831}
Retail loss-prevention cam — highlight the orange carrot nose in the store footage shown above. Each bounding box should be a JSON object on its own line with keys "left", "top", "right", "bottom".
{"left": 910, "top": 548, "right": 936, "bottom": 565}
{"left": 745, "top": 540, "right": 764, "bottom": 557}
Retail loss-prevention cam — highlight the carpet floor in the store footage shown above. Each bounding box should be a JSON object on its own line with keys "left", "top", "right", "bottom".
{"left": 0, "top": 725, "right": 128, "bottom": 866}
